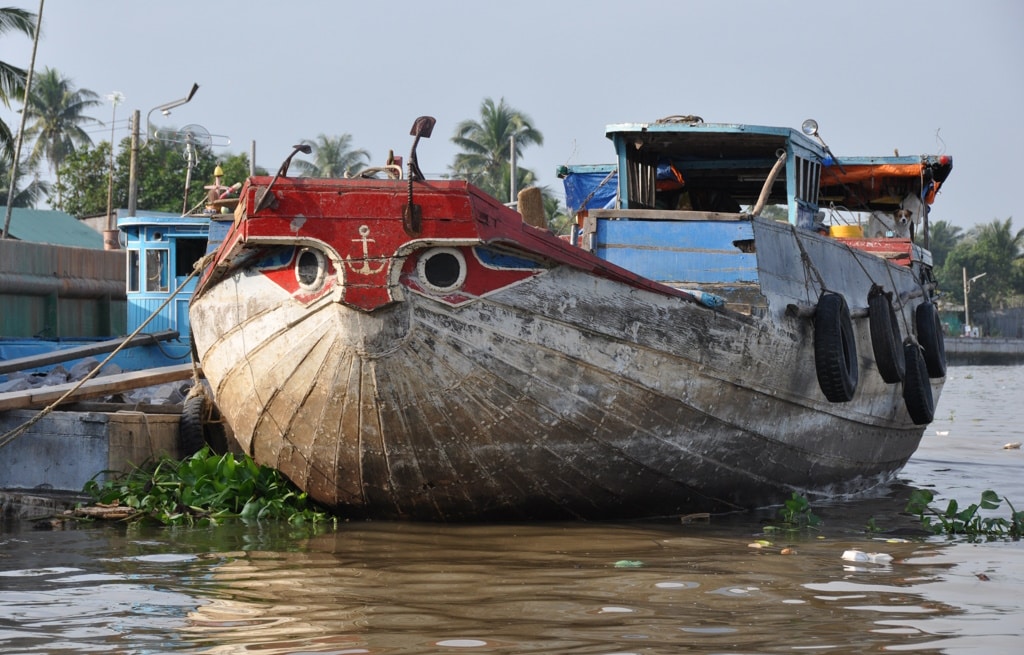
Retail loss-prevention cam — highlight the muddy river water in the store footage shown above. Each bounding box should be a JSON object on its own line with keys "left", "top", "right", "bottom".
{"left": 1, "top": 364, "right": 1022, "bottom": 654}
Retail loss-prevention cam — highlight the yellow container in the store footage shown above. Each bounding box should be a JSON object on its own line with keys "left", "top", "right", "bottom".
{"left": 829, "top": 224, "right": 864, "bottom": 238}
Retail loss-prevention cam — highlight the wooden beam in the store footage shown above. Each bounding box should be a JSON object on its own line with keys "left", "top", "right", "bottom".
{"left": 0, "top": 330, "right": 181, "bottom": 375}
{"left": 0, "top": 363, "right": 197, "bottom": 412}
{"left": 588, "top": 208, "right": 746, "bottom": 221}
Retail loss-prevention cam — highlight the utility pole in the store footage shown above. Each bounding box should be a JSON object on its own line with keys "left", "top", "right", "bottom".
{"left": 509, "top": 135, "right": 517, "bottom": 205}
{"left": 963, "top": 267, "right": 987, "bottom": 336}
{"left": 103, "top": 92, "right": 124, "bottom": 249}
{"left": 127, "top": 109, "right": 140, "bottom": 216}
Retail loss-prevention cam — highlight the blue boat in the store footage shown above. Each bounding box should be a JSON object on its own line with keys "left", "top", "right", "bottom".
{"left": 188, "top": 115, "right": 952, "bottom": 520}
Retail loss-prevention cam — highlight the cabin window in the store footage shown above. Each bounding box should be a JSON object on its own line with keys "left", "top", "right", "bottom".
{"left": 127, "top": 249, "right": 140, "bottom": 293}
{"left": 146, "top": 249, "right": 169, "bottom": 292}
{"left": 795, "top": 156, "right": 820, "bottom": 204}
{"left": 622, "top": 148, "right": 660, "bottom": 209}
{"left": 175, "top": 237, "right": 207, "bottom": 277}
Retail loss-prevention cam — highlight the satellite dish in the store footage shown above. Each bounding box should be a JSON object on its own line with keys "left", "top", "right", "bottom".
{"left": 153, "top": 123, "right": 231, "bottom": 215}
{"left": 155, "top": 123, "right": 230, "bottom": 148}
{"left": 180, "top": 124, "right": 213, "bottom": 148}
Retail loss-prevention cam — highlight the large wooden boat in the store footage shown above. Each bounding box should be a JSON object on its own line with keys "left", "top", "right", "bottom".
{"left": 189, "top": 116, "right": 952, "bottom": 520}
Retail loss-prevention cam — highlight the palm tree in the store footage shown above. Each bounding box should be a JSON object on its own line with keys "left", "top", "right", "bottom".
{"left": 450, "top": 97, "right": 543, "bottom": 199}
{"left": 292, "top": 133, "right": 370, "bottom": 178}
{"left": 23, "top": 67, "right": 101, "bottom": 208}
{"left": 940, "top": 218, "right": 1023, "bottom": 309}
{"left": 545, "top": 193, "right": 573, "bottom": 236}
{"left": 0, "top": 6, "right": 37, "bottom": 162}
{"left": 925, "top": 219, "right": 963, "bottom": 269}
{"left": 0, "top": 156, "right": 49, "bottom": 207}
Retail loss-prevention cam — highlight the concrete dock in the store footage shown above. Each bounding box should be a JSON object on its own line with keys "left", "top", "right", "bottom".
{"left": 0, "top": 407, "right": 183, "bottom": 520}
{"left": 945, "top": 337, "right": 1024, "bottom": 365}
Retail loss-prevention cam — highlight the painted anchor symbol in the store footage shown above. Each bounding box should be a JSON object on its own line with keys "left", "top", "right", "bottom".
{"left": 345, "top": 225, "right": 386, "bottom": 275}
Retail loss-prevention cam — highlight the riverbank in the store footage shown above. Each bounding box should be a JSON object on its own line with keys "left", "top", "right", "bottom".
{"left": 945, "top": 337, "right": 1024, "bottom": 365}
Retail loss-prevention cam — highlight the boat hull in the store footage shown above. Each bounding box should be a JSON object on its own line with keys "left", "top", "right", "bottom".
{"left": 191, "top": 216, "right": 940, "bottom": 520}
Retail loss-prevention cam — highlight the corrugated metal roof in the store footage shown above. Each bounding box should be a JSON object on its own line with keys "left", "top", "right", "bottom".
{"left": 0, "top": 207, "right": 105, "bottom": 249}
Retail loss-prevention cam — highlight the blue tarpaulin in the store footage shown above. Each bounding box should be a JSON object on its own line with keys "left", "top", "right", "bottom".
{"left": 560, "top": 166, "right": 617, "bottom": 214}
{"left": 560, "top": 163, "right": 683, "bottom": 214}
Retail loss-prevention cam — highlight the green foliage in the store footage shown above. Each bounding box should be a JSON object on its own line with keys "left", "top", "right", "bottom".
{"left": 905, "top": 489, "right": 1024, "bottom": 539}
{"left": 217, "top": 151, "right": 261, "bottom": 185}
{"left": 0, "top": 6, "right": 37, "bottom": 162}
{"left": 292, "top": 133, "right": 370, "bottom": 178}
{"left": 765, "top": 492, "right": 822, "bottom": 533}
{"left": 23, "top": 68, "right": 101, "bottom": 176}
{"left": 922, "top": 220, "right": 963, "bottom": 270}
{"left": 0, "top": 156, "right": 49, "bottom": 206}
{"left": 50, "top": 142, "right": 111, "bottom": 216}
{"left": 450, "top": 97, "right": 543, "bottom": 199}
{"left": 83, "top": 447, "right": 334, "bottom": 527}
{"left": 52, "top": 134, "right": 263, "bottom": 217}
{"left": 546, "top": 194, "right": 573, "bottom": 236}
{"left": 760, "top": 204, "right": 789, "bottom": 221}
{"left": 936, "top": 217, "right": 1024, "bottom": 312}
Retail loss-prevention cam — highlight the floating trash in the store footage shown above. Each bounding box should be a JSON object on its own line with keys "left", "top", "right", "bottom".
{"left": 614, "top": 560, "right": 644, "bottom": 568}
{"left": 841, "top": 549, "right": 893, "bottom": 564}
{"left": 436, "top": 639, "right": 488, "bottom": 648}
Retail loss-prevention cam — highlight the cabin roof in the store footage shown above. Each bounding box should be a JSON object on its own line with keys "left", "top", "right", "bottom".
{"left": 605, "top": 121, "right": 820, "bottom": 160}
{"left": 0, "top": 206, "right": 104, "bottom": 248}
{"left": 117, "top": 211, "right": 213, "bottom": 230}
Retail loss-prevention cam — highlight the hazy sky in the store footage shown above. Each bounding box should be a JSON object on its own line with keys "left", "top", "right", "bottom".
{"left": 0, "top": 0, "right": 1020, "bottom": 231}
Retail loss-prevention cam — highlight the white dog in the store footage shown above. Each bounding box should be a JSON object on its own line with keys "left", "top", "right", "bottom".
{"left": 866, "top": 193, "right": 923, "bottom": 239}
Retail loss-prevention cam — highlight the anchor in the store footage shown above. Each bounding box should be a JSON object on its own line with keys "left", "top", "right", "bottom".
{"left": 345, "top": 225, "right": 386, "bottom": 275}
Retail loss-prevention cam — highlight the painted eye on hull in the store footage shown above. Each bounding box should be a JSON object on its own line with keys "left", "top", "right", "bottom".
{"left": 296, "top": 247, "right": 327, "bottom": 291}
{"left": 417, "top": 247, "right": 466, "bottom": 293}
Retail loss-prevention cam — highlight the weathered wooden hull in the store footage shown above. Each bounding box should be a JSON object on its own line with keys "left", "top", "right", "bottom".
{"left": 190, "top": 205, "right": 941, "bottom": 519}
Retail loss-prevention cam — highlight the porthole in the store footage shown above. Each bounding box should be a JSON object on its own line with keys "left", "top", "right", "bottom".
{"left": 295, "top": 248, "right": 327, "bottom": 290}
{"left": 417, "top": 247, "right": 466, "bottom": 293}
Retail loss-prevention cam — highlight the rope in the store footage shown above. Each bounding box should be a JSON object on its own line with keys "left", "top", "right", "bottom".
{"left": 797, "top": 224, "right": 918, "bottom": 339}
{"left": 0, "top": 252, "right": 215, "bottom": 451}
{"left": 793, "top": 228, "right": 828, "bottom": 301}
{"left": 575, "top": 169, "right": 616, "bottom": 214}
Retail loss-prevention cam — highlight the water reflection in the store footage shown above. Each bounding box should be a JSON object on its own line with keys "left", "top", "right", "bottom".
{"left": 171, "top": 521, "right": 1008, "bottom": 654}
{"left": 1, "top": 501, "right": 1022, "bottom": 654}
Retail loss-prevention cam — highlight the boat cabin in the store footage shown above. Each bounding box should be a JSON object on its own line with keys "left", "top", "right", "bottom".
{"left": 117, "top": 212, "right": 210, "bottom": 338}
{"left": 560, "top": 118, "right": 952, "bottom": 289}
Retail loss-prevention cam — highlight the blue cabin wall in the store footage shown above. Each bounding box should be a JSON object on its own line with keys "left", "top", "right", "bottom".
{"left": 119, "top": 215, "right": 211, "bottom": 339}
{"left": 594, "top": 220, "right": 758, "bottom": 284}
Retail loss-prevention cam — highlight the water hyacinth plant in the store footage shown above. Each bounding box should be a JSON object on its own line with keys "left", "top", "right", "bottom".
{"left": 83, "top": 447, "right": 334, "bottom": 527}
{"left": 764, "top": 492, "right": 823, "bottom": 534}
{"left": 905, "top": 489, "right": 1024, "bottom": 539}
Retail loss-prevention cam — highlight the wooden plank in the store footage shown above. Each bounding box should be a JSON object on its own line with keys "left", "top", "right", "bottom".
{"left": 588, "top": 208, "right": 746, "bottom": 221}
{"left": 0, "top": 330, "right": 181, "bottom": 375}
{"left": 0, "top": 363, "right": 197, "bottom": 411}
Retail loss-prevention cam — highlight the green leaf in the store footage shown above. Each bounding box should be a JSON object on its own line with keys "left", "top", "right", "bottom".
{"left": 980, "top": 490, "right": 1001, "bottom": 510}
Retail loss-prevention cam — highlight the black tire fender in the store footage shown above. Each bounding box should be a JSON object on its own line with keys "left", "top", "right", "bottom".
{"left": 915, "top": 301, "right": 947, "bottom": 379}
{"left": 868, "top": 289, "right": 906, "bottom": 383}
{"left": 902, "top": 340, "right": 935, "bottom": 425}
{"left": 179, "top": 393, "right": 208, "bottom": 455}
{"left": 814, "top": 292, "right": 859, "bottom": 402}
